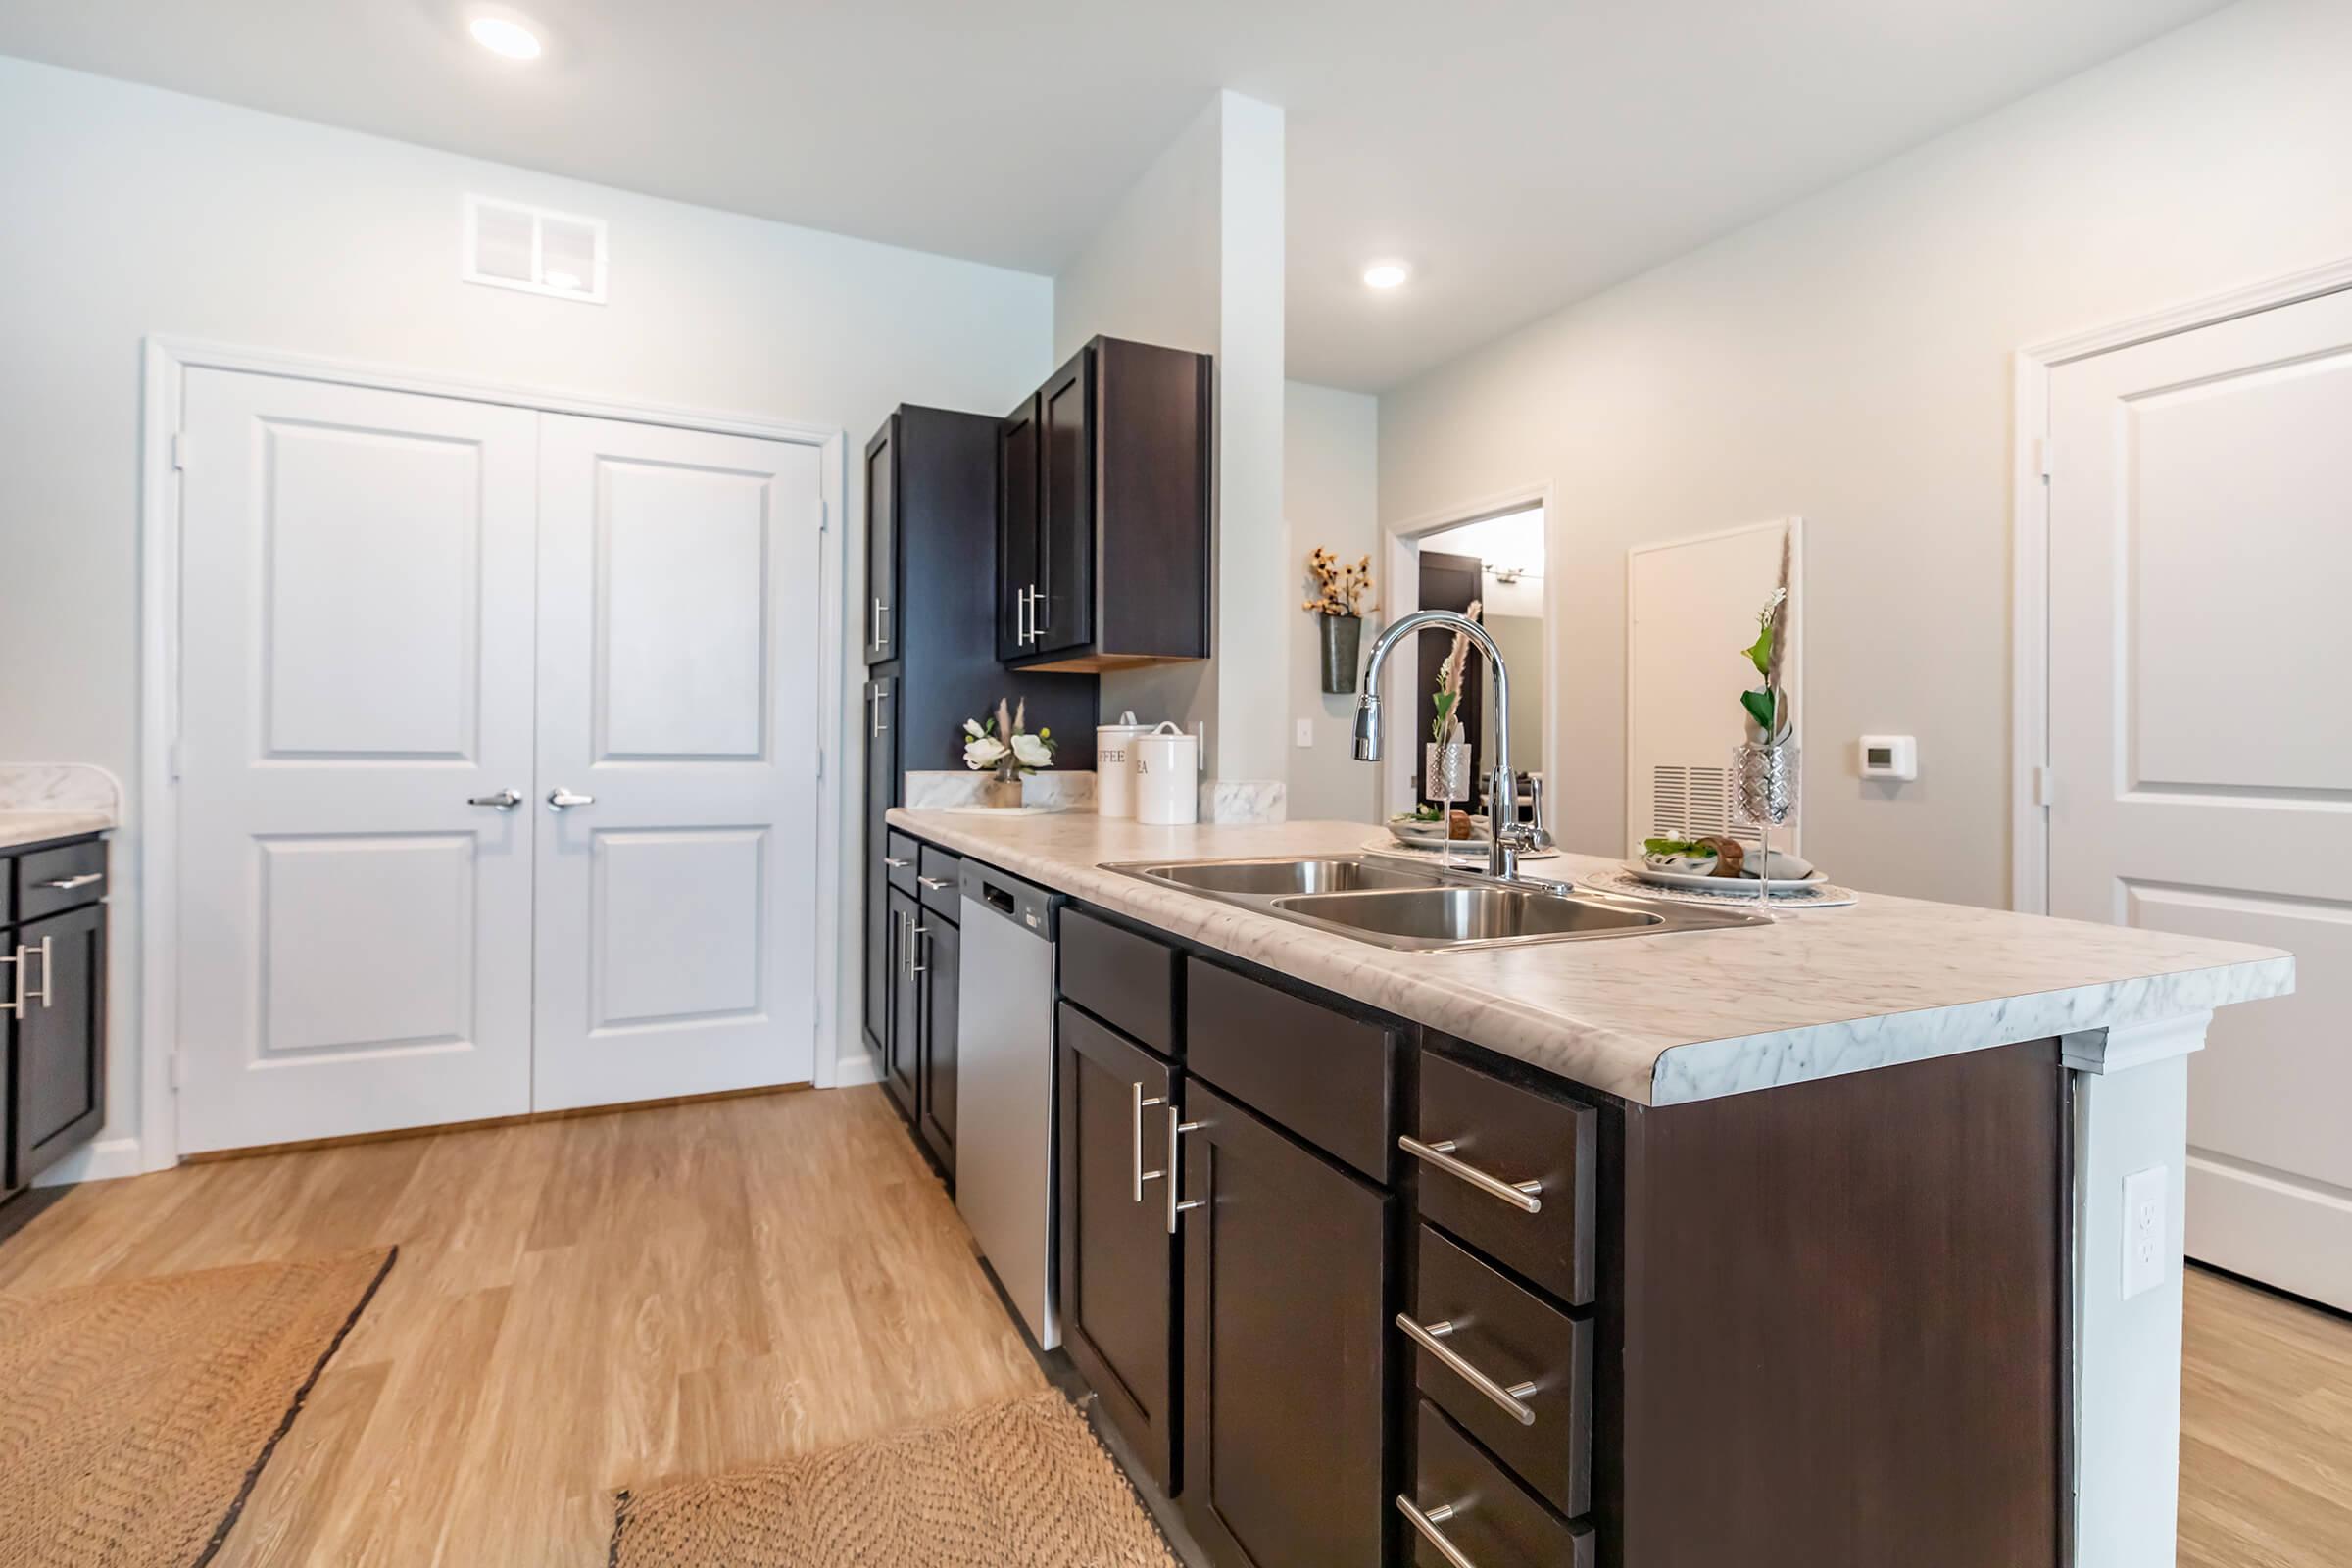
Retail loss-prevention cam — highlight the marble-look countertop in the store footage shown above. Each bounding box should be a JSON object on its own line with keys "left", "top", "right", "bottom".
{"left": 890, "top": 809, "right": 2295, "bottom": 1106}
{"left": 0, "top": 810, "right": 115, "bottom": 851}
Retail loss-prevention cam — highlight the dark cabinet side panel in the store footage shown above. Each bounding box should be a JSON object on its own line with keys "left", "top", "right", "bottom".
{"left": 1618, "top": 1039, "right": 2066, "bottom": 1568}
{"left": 1181, "top": 1081, "right": 1391, "bottom": 1568}
{"left": 1093, "top": 337, "right": 1210, "bottom": 661}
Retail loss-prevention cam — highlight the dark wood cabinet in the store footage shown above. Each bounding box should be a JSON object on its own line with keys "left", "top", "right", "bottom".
{"left": 4, "top": 837, "right": 108, "bottom": 1198}
{"left": 999, "top": 337, "right": 1211, "bottom": 673}
{"left": 859, "top": 404, "right": 1095, "bottom": 1074}
{"left": 863, "top": 419, "right": 899, "bottom": 664}
{"left": 915, "top": 914, "right": 959, "bottom": 1172}
{"left": 1179, "top": 1079, "right": 1394, "bottom": 1568}
{"left": 885, "top": 887, "right": 921, "bottom": 1121}
{"left": 1056, "top": 1002, "right": 1181, "bottom": 1489}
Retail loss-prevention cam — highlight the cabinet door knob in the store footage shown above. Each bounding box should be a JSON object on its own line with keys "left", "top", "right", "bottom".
{"left": 1396, "top": 1497, "right": 1482, "bottom": 1568}
{"left": 1399, "top": 1135, "right": 1543, "bottom": 1213}
{"left": 1395, "top": 1313, "right": 1540, "bottom": 1425}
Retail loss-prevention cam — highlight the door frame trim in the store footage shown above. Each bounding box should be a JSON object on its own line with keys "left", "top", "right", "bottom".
{"left": 2009, "top": 255, "right": 2352, "bottom": 916}
{"left": 139, "top": 334, "right": 850, "bottom": 1173}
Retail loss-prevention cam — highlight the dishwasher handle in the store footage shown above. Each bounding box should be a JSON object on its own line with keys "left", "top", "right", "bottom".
{"left": 958, "top": 859, "right": 1060, "bottom": 938}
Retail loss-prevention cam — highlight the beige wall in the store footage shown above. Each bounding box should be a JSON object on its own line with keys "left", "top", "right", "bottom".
{"left": 0, "top": 56, "right": 1055, "bottom": 1155}
{"left": 1284, "top": 381, "right": 1381, "bottom": 822}
{"left": 1377, "top": 0, "right": 2352, "bottom": 907}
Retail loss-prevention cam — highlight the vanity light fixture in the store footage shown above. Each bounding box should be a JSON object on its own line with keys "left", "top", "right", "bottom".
{"left": 1362, "top": 261, "right": 1411, "bottom": 290}
{"left": 469, "top": 15, "right": 544, "bottom": 60}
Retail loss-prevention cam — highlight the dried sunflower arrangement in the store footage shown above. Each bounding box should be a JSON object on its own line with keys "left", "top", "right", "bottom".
{"left": 1303, "top": 547, "right": 1377, "bottom": 693}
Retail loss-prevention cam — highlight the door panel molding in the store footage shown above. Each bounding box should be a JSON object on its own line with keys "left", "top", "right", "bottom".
{"left": 2010, "top": 255, "right": 2352, "bottom": 916}
{"left": 142, "top": 336, "right": 847, "bottom": 1172}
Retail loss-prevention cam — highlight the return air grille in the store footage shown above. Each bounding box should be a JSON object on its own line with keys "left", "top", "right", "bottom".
{"left": 463, "top": 195, "right": 607, "bottom": 304}
{"left": 1649, "top": 764, "right": 1759, "bottom": 847}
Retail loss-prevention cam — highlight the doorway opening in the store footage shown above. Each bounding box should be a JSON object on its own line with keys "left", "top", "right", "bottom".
{"left": 1379, "top": 500, "right": 1552, "bottom": 829}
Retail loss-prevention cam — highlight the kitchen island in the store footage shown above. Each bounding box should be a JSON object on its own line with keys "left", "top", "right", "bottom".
{"left": 888, "top": 808, "right": 2293, "bottom": 1568}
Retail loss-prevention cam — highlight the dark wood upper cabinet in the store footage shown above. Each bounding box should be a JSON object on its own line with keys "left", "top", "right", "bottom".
{"left": 1180, "top": 1080, "right": 1392, "bottom": 1568}
{"left": 997, "top": 396, "right": 1041, "bottom": 664}
{"left": 1000, "top": 337, "right": 1211, "bottom": 673}
{"left": 863, "top": 419, "right": 899, "bottom": 664}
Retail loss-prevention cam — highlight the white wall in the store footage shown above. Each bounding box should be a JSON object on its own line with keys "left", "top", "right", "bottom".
{"left": 0, "top": 55, "right": 1055, "bottom": 1161}
{"left": 1376, "top": 0, "right": 2352, "bottom": 909}
{"left": 1054, "top": 91, "right": 1289, "bottom": 800}
{"left": 1284, "top": 381, "right": 1381, "bottom": 822}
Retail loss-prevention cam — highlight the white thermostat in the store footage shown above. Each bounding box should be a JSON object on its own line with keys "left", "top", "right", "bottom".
{"left": 1858, "top": 735, "right": 1918, "bottom": 781}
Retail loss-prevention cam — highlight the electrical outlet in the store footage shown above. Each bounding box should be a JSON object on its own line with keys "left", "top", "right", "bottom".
{"left": 1296, "top": 719, "right": 1315, "bottom": 749}
{"left": 2122, "top": 1166, "right": 2167, "bottom": 1299}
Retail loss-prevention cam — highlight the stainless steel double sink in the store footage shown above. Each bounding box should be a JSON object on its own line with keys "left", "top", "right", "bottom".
{"left": 1102, "top": 854, "right": 1765, "bottom": 953}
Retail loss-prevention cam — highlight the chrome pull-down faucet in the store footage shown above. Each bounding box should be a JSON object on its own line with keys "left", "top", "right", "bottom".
{"left": 1353, "top": 609, "right": 1536, "bottom": 881}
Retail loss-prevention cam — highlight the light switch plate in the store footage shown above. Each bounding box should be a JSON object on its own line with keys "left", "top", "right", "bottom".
{"left": 1296, "top": 719, "right": 1315, "bottom": 748}
{"left": 2122, "top": 1166, "right": 2167, "bottom": 1299}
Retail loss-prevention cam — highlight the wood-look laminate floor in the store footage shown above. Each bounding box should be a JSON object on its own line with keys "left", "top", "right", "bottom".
{"left": 0, "top": 1091, "right": 2344, "bottom": 1566}
{"left": 0, "top": 1087, "right": 1041, "bottom": 1567}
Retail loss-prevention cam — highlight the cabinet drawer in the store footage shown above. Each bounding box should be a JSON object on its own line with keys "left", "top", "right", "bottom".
{"left": 1412, "top": 1051, "right": 1596, "bottom": 1307}
{"left": 1409, "top": 1226, "right": 1592, "bottom": 1517}
{"left": 1186, "top": 957, "right": 1392, "bottom": 1181}
{"left": 1408, "top": 1400, "right": 1594, "bottom": 1568}
{"left": 918, "top": 844, "right": 963, "bottom": 919}
{"left": 1058, "top": 908, "right": 1178, "bottom": 1057}
{"left": 16, "top": 839, "right": 106, "bottom": 923}
{"left": 884, "top": 831, "right": 920, "bottom": 895}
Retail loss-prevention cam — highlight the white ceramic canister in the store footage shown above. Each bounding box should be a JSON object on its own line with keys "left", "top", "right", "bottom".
{"left": 1095, "top": 710, "right": 1144, "bottom": 818}
{"left": 1132, "top": 721, "right": 1200, "bottom": 825}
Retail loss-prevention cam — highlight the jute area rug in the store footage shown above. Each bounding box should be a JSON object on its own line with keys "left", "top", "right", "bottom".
{"left": 0, "top": 1246, "right": 396, "bottom": 1568}
{"left": 610, "top": 1390, "right": 1180, "bottom": 1568}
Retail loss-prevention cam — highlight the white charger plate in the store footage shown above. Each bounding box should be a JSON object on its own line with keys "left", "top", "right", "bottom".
{"left": 1628, "top": 859, "right": 1827, "bottom": 895}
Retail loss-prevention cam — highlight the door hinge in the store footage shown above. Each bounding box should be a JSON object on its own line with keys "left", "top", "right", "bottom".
{"left": 167, "top": 739, "right": 182, "bottom": 782}
{"left": 815, "top": 748, "right": 825, "bottom": 782}
{"left": 172, "top": 431, "right": 189, "bottom": 471}
{"left": 2034, "top": 765, "right": 2055, "bottom": 808}
{"left": 818, "top": 498, "right": 829, "bottom": 533}
{"left": 2034, "top": 436, "right": 2052, "bottom": 481}
{"left": 169, "top": 1052, "right": 183, "bottom": 1090}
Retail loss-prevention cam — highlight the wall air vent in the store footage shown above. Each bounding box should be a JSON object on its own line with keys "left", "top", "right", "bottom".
{"left": 463, "top": 195, "right": 607, "bottom": 304}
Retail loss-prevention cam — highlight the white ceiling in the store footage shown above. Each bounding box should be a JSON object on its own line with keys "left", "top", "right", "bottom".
{"left": 0, "top": 1, "right": 2225, "bottom": 389}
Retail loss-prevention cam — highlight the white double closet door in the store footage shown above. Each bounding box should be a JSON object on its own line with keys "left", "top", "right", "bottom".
{"left": 176, "top": 368, "right": 821, "bottom": 1154}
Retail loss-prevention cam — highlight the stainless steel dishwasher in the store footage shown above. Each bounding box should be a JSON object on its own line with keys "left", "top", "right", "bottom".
{"left": 954, "top": 859, "right": 1064, "bottom": 1349}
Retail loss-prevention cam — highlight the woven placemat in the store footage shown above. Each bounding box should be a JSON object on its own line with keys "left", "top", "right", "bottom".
{"left": 609, "top": 1390, "right": 1178, "bottom": 1568}
{"left": 1582, "top": 864, "right": 1859, "bottom": 908}
{"left": 0, "top": 1245, "right": 396, "bottom": 1568}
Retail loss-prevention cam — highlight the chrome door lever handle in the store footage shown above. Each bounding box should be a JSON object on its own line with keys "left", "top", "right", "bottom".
{"left": 546, "top": 789, "right": 595, "bottom": 810}
{"left": 467, "top": 790, "right": 524, "bottom": 810}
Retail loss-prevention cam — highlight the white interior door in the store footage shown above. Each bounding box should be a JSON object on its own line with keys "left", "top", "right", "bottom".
{"left": 2048, "top": 288, "right": 2352, "bottom": 1310}
{"left": 531, "top": 414, "right": 822, "bottom": 1111}
{"left": 175, "top": 368, "right": 539, "bottom": 1153}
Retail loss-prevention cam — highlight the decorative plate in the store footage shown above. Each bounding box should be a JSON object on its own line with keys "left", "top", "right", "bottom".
{"left": 1386, "top": 813, "right": 1488, "bottom": 849}
{"left": 1584, "top": 864, "right": 1857, "bottom": 908}
{"left": 1629, "top": 860, "right": 1826, "bottom": 895}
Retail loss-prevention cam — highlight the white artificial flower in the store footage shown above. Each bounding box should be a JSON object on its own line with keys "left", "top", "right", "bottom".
{"left": 963, "top": 718, "right": 985, "bottom": 738}
{"left": 963, "top": 735, "right": 1008, "bottom": 770}
{"left": 1010, "top": 731, "right": 1053, "bottom": 769}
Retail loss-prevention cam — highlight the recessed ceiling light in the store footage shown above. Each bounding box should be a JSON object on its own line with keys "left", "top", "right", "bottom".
{"left": 1362, "top": 261, "right": 1410, "bottom": 290}
{"left": 468, "top": 15, "right": 543, "bottom": 60}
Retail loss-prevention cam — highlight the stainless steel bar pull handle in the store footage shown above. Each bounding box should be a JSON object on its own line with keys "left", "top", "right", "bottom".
{"left": 1166, "top": 1104, "right": 1205, "bottom": 1235}
{"left": 1395, "top": 1313, "right": 1540, "bottom": 1426}
{"left": 908, "top": 923, "right": 930, "bottom": 975}
{"left": 870, "top": 685, "right": 891, "bottom": 737}
{"left": 467, "top": 790, "right": 523, "bottom": 810}
{"left": 0, "top": 945, "right": 24, "bottom": 1017}
{"left": 871, "top": 596, "right": 889, "bottom": 649}
{"left": 1014, "top": 586, "right": 1033, "bottom": 645}
{"left": 1398, "top": 1135, "right": 1544, "bottom": 1213}
{"left": 917, "top": 875, "right": 954, "bottom": 892}
{"left": 1029, "top": 581, "right": 1046, "bottom": 636}
{"left": 36, "top": 871, "right": 105, "bottom": 890}
{"left": 547, "top": 789, "right": 594, "bottom": 810}
{"left": 1131, "top": 1081, "right": 1167, "bottom": 1201}
{"left": 1396, "top": 1497, "right": 1481, "bottom": 1568}
{"left": 883, "top": 857, "right": 913, "bottom": 869}
{"left": 27, "top": 936, "right": 52, "bottom": 1009}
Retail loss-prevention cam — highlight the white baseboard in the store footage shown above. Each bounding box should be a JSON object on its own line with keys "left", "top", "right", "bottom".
{"left": 2187, "top": 1152, "right": 2352, "bottom": 1313}
{"left": 32, "top": 1136, "right": 144, "bottom": 1187}
{"left": 831, "top": 1049, "right": 883, "bottom": 1089}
